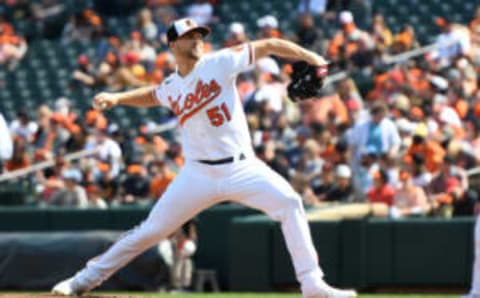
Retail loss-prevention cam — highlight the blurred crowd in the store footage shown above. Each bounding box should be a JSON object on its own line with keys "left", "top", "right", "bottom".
{"left": 0, "top": 0, "right": 480, "bottom": 218}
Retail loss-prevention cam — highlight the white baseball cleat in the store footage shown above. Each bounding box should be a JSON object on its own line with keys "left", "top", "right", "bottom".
{"left": 306, "top": 279, "right": 357, "bottom": 298}
{"left": 51, "top": 277, "right": 84, "bottom": 296}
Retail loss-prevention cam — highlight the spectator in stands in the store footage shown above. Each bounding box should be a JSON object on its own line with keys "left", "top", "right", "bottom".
{"left": 169, "top": 220, "right": 197, "bottom": 292}
{"left": 391, "top": 24, "right": 418, "bottom": 53}
{"left": 71, "top": 54, "right": 97, "bottom": 89}
{"left": 297, "top": 0, "right": 328, "bottom": 16}
{"left": 0, "top": 113, "right": 13, "bottom": 173}
{"left": 348, "top": 103, "right": 401, "bottom": 169}
{"left": 470, "top": 6, "right": 480, "bottom": 64}
{"left": 406, "top": 125, "right": 445, "bottom": 173}
{"left": 49, "top": 168, "right": 89, "bottom": 208}
{"left": 428, "top": 155, "right": 469, "bottom": 216}
{"left": 150, "top": 4, "right": 177, "bottom": 47}
{"left": 432, "top": 17, "right": 471, "bottom": 66}
{"left": 62, "top": 9, "right": 103, "bottom": 44}
{"left": 370, "top": 14, "right": 392, "bottom": 52}
{"left": 293, "top": 13, "right": 324, "bottom": 54}
{"left": 255, "top": 141, "right": 290, "bottom": 180}
{"left": 324, "top": 164, "right": 355, "bottom": 202}
{"left": 223, "top": 22, "right": 248, "bottom": 48}
{"left": 0, "top": 33, "right": 27, "bottom": 70}
{"left": 85, "top": 184, "right": 108, "bottom": 209}
{"left": 186, "top": 0, "right": 214, "bottom": 26}
{"left": 390, "top": 170, "right": 430, "bottom": 218}
{"left": 124, "top": 31, "right": 157, "bottom": 66}
{"left": 96, "top": 161, "right": 119, "bottom": 202}
{"left": 336, "top": 78, "right": 364, "bottom": 123}
{"left": 407, "top": 154, "right": 433, "bottom": 189}
{"left": 136, "top": 8, "right": 158, "bottom": 42}
{"left": 327, "top": 11, "right": 373, "bottom": 67}
{"left": 257, "top": 15, "right": 282, "bottom": 39}
{"left": 9, "top": 110, "right": 38, "bottom": 142}
{"left": 108, "top": 52, "right": 148, "bottom": 91}
{"left": 85, "top": 128, "right": 122, "bottom": 180}
{"left": 149, "top": 160, "right": 175, "bottom": 199}
{"left": 367, "top": 169, "right": 395, "bottom": 207}
{"left": 5, "top": 137, "right": 30, "bottom": 171}
{"left": 120, "top": 161, "right": 150, "bottom": 203}
{"left": 253, "top": 57, "right": 286, "bottom": 114}
{"left": 314, "top": 163, "right": 335, "bottom": 199}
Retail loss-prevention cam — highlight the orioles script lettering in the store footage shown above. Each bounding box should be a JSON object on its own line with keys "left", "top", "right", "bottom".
{"left": 168, "top": 79, "right": 222, "bottom": 125}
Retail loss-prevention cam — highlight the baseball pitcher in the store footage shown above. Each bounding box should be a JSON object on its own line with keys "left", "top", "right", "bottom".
{"left": 52, "top": 18, "right": 357, "bottom": 298}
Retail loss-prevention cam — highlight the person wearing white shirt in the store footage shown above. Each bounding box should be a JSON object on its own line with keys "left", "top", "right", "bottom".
{"left": 433, "top": 17, "right": 471, "bottom": 64}
{"left": 85, "top": 130, "right": 123, "bottom": 179}
{"left": 186, "top": 0, "right": 213, "bottom": 26}
{"left": 0, "top": 113, "right": 13, "bottom": 171}
{"left": 9, "top": 111, "right": 38, "bottom": 142}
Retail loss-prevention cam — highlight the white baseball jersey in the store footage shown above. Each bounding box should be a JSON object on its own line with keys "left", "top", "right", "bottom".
{"left": 153, "top": 43, "right": 255, "bottom": 161}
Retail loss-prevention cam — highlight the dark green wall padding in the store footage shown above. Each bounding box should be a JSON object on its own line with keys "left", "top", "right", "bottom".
{"left": 0, "top": 205, "right": 475, "bottom": 291}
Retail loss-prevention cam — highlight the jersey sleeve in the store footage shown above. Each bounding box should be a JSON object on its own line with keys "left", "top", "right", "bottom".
{"left": 213, "top": 43, "right": 255, "bottom": 78}
{"left": 152, "top": 79, "right": 173, "bottom": 109}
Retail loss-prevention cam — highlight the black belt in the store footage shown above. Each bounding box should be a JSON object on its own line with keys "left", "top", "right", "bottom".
{"left": 198, "top": 153, "right": 246, "bottom": 165}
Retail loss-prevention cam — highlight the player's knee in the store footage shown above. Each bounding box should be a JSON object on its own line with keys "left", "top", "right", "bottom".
{"left": 269, "top": 194, "right": 305, "bottom": 221}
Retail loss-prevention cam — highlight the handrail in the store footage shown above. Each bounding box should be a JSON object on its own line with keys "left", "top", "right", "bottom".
{"left": 0, "top": 148, "right": 99, "bottom": 183}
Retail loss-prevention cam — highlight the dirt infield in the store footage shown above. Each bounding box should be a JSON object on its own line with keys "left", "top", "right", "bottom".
{"left": 0, "top": 295, "right": 141, "bottom": 298}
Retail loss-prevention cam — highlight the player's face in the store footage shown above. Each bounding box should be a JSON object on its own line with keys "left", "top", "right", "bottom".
{"left": 173, "top": 31, "right": 204, "bottom": 60}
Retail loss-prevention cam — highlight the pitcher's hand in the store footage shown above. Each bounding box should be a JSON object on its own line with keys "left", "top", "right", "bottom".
{"left": 93, "top": 92, "right": 119, "bottom": 110}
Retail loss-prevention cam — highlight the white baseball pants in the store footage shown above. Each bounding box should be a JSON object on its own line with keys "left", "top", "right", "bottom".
{"left": 71, "top": 157, "right": 324, "bottom": 296}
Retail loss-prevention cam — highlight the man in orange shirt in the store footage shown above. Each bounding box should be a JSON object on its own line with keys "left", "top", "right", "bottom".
{"left": 406, "top": 127, "right": 445, "bottom": 173}
{"left": 149, "top": 161, "right": 176, "bottom": 199}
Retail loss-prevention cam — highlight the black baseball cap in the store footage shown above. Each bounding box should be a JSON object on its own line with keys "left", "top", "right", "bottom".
{"left": 167, "top": 18, "right": 211, "bottom": 43}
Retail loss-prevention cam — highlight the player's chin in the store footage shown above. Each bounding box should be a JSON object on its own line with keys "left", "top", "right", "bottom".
{"left": 189, "top": 49, "right": 202, "bottom": 59}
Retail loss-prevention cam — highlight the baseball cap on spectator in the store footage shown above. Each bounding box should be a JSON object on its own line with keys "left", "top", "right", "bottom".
{"left": 392, "top": 93, "right": 410, "bottom": 112}
{"left": 62, "top": 168, "right": 82, "bottom": 183}
{"left": 336, "top": 164, "right": 352, "bottom": 178}
{"left": 77, "top": 55, "right": 89, "bottom": 66}
{"left": 229, "top": 22, "right": 245, "bottom": 35}
{"left": 167, "top": 18, "right": 210, "bottom": 43}
{"left": 429, "top": 75, "right": 449, "bottom": 91}
{"left": 257, "top": 57, "right": 280, "bottom": 75}
{"left": 257, "top": 15, "right": 278, "bottom": 28}
{"left": 339, "top": 11, "right": 354, "bottom": 24}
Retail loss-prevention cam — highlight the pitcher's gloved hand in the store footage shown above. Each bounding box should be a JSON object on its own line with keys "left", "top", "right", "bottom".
{"left": 287, "top": 61, "right": 329, "bottom": 102}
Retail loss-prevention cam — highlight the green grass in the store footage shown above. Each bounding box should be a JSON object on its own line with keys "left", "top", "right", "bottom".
{"left": 84, "top": 294, "right": 460, "bottom": 298}
{"left": 0, "top": 293, "right": 462, "bottom": 298}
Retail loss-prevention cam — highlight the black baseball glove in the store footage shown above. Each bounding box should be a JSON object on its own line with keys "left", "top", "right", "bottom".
{"left": 287, "top": 61, "right": 329, "bottom": 102}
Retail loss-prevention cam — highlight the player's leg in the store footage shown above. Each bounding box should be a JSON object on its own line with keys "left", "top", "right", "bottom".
{"left": 227, "top": 158, "right": 356, "bottom": 298}
{"left": 52, "top": 164, "right": 217, "bottom": 295}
